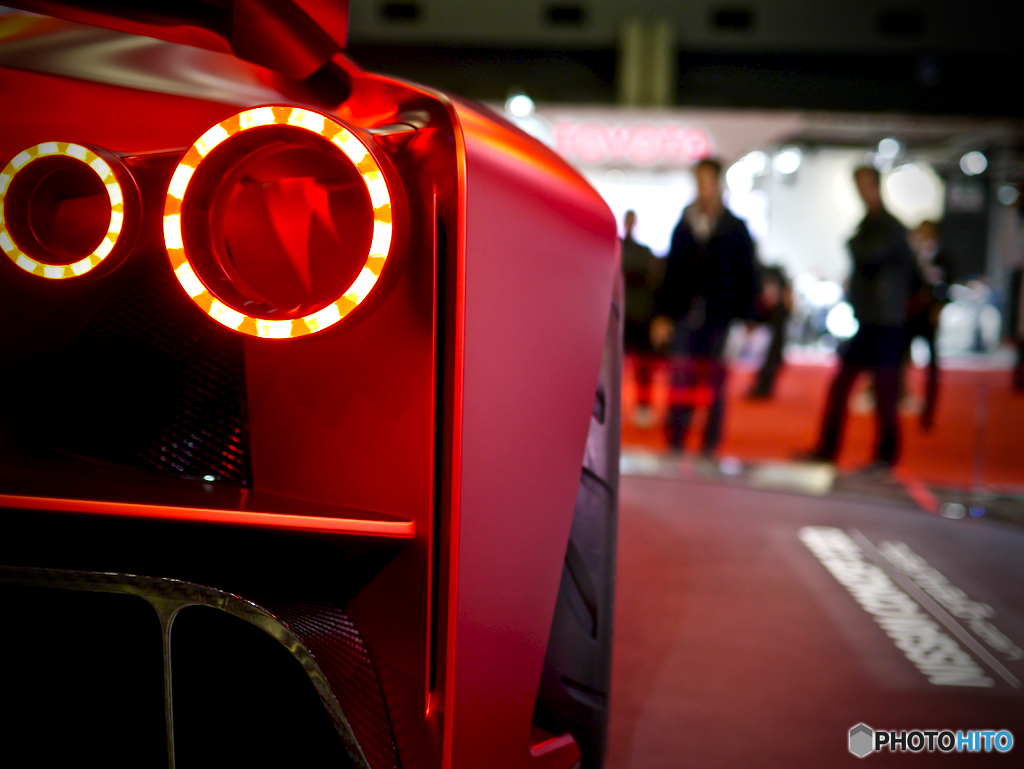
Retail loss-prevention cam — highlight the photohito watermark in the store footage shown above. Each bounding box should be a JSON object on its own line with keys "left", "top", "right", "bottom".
{"left": 849, "top": 724, "right": 1014, "bottom": 757}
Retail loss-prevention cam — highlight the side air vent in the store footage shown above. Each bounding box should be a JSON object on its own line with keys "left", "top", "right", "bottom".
{"left": 0, "top": 568, "right": 399, "bottom": 769}
{"left": 40, "top": 252, "right": 250, "bottom": 484}
{"left": 264, "top": 600, "right": 400, "bottom": 769}
{"left": 171, "top": 606, "right": 357, "bottom": 768}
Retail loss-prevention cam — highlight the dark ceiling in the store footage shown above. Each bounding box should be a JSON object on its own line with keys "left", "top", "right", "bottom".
{"left": 345, "top": 0, "right": 1024, "bottom": 117}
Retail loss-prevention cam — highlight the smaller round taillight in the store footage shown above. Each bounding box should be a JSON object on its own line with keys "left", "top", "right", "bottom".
{"left": 0, "top": 142, "right": 138, "bottom": 279}
{"left": 164, "top": 106, "right": 407, "bottom": 339}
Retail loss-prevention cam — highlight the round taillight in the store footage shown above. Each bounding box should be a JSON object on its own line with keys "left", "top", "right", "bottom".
{"left": 0, "top": 142, "right": 137, "bottom": 279}
{"left": 164, "top": 106, "right": 406, "bottom": 339}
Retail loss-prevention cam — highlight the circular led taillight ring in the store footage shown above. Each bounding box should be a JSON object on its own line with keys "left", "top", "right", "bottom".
{"left": 164, "top": 106, "right": 404, "bottom": 339}
{"left": 0, "top": 142, "right": 134, "bottom": 279}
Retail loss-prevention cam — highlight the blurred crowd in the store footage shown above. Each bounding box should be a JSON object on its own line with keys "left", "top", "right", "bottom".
{"left": 622, "top": 160, "right": 1024, "bottom": 473}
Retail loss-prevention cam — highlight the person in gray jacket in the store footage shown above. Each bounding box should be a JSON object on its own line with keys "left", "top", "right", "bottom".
{"left": 804, "top": 165, "right": 917, "bottom": 469}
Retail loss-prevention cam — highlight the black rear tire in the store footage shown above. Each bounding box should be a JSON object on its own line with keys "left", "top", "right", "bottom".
{"left": 534, "top": 273, "right": 622, "bottom": 769}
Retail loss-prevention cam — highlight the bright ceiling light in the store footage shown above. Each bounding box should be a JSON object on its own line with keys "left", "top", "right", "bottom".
{"left": 726, "top": 163, "right": 753, "bottom": 194}
{"left": 877, "top": 138, "right": 901, "bottom": 159}
{"left": 726, "top": 151, "right": 769, "bottom": 194}
{"left": 997, "top": 184, "right": 1019, "bottom": 206}
{"left": 505, "top": 93, "right": 535, "bottom": 118}
{"left": 742, "top": 150, "right": 769, "bottom": 176}
{"left": 826, "top": 302, "right": 859, "bottom": 339}
{"left": 883, "top": 162, "right": 944, "bottom": 224}
{"left": 773, "top": 146, "right": 802, "bottom": 176}
{"left": 960, "top": 151, "right": 988, "bottom": 176}
{"left": 885, "top": 163, "right": 937, "bottom": 209}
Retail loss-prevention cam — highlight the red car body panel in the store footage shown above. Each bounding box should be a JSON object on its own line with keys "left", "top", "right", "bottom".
{"left": 448, "top": 103, "right": 617, "bottom": 768}
{"left": 0, "top": 9, "right": 617, "bottom": 769}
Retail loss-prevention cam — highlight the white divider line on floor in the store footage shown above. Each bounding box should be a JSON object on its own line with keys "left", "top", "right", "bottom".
{"left": 850, "top": 529, "right": 1021, "bottom": 689}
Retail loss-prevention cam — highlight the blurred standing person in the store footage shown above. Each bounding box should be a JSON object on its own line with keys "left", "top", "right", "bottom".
{"left": 1011, "top": 265, "right": 1024, "bottom": 392}
{"left": 650, "top": 158, "right": 758, "bottom": 456}
{"left": 1007, "top": 184, "right": 1024, "bottom": 392}
{"left": 802, "top": 166, "right": 917, "bottom": 471}
{"left": 905, "top": 220, "right": 954, "bottom": 429}
{"left": 747, "top": 265, "right": 793, "bottom": 399}
{"left": 621, "top": 210, "right": 664, "bottom": 427}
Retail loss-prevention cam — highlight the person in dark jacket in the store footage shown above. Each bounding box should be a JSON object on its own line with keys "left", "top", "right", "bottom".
{"left": 804, "top": 166, "right": 917, "bottom": 470}
{"left": 1011, "top": 265, "right": 1024, "bottom": 393}
{"left": 904, "top": 219, "right": 955, "bottom": 429}
{"left": 621, "top": 210, "right": 664, "bottom": 427}
{"left": 650, "top": 158, "right": 758, "bottom": 455}
{"left": 748, "top": 264, "right": 793, "bottom": 399}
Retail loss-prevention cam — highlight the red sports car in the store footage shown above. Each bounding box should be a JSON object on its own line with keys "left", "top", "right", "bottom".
{"left": 0, "top": 3, "right": 620, "bottom": 768}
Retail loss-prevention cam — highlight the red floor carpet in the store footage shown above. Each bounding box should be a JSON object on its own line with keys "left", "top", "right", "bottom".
{"left": 607, "top": 475, "right": 1024, "bottom": 768}
{"left": 622, "top": 357, "right": 1024, "bottom": 490}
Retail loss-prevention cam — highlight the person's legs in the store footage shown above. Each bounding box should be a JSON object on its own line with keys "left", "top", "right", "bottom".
{"left": 667, "top": 406, "right": 694, "bottom": 450}
{"left": 814, "top": 360, "right": 862, "bottom": 461}
{"left": 702, "top": 357, "right": 728, "bottom": 454}
{"left": 897, "top": 337, "right": 912, "bottom": 404}
{"left": 874, "top": 365, "right": 901, "bottom": 465}
{"left": 635, "top": 353, "right": 654, "bottom": 407}
{"left": 624, "top": 320, "right": 649, "bottom": 404}
{"left": 868, "top": 325, "right": 907, "bottom": 466}
{"left": 1014, "top": 340, "right": 1024, "bottom": 393}
{"left": 922, "top": 324, "right": 940, "bottom": 429}
{"left": 750, "top": 321, "right": 785, "bottom": 397}
{"left": 667, "top": 323, "right": 720, "bottom": 452}
{"left": 666, "top": 354, "right": 696, "bottom": 450}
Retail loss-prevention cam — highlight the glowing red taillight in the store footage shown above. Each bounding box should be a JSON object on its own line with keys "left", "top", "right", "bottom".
{"left": 164, "top": 106, "right": 405, "bottom": 339}
{"left": 0, "top": 142, "right": 138, "bottom": 279}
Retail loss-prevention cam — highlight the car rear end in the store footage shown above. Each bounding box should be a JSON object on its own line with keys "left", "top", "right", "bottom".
{"left": 0, "top": 5, "right": 619, "bottom": 768}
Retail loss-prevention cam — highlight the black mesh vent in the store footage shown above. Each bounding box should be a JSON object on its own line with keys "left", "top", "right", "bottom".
{"left": 41, "top": 254, "right": 250, "bottom": 484}
{"left": 265, "top": 600, "right": 400, "bottom": 769}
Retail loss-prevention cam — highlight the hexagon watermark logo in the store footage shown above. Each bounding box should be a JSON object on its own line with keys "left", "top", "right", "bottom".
{"left": 846, "top": 724, "right": 1014, "bottom": 755}
{"left": 849, "top": 723, "right": 874, "bottom": 758}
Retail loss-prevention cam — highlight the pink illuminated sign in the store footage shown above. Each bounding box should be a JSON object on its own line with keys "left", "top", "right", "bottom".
{"left": 552, "top": 121, "right": 712, "bottom": 168}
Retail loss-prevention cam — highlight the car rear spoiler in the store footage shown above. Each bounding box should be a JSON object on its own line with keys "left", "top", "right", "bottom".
{"left": 6, "top": 0, "right": 349, "bottom": 79}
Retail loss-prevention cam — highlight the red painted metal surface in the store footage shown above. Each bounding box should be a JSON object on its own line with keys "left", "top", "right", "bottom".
{"left": 0, "top": 8, "right": 618, "bottom": 768}
{"left": 444, "top": 100, "right": 617, "bottom": 769}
